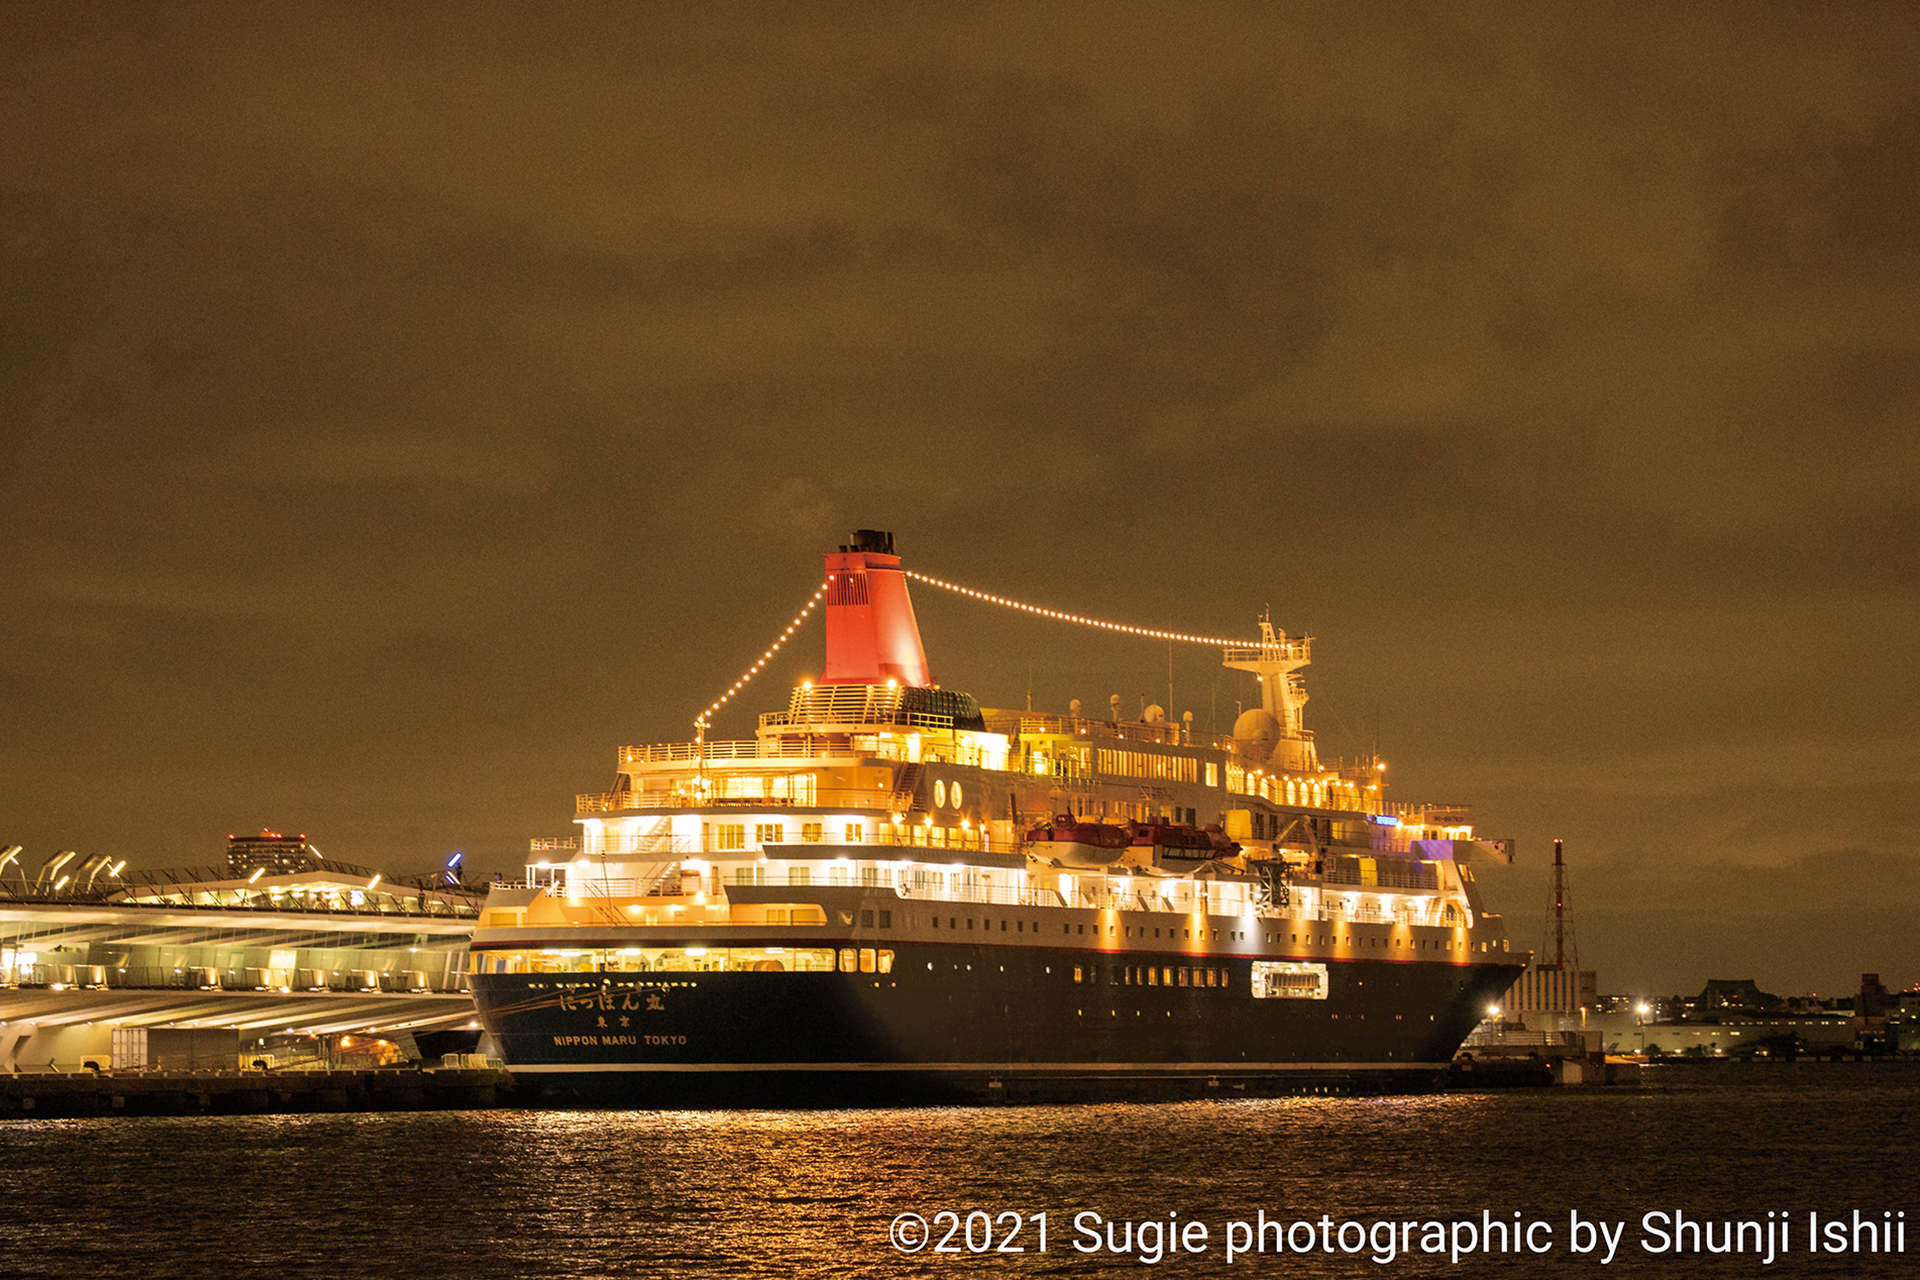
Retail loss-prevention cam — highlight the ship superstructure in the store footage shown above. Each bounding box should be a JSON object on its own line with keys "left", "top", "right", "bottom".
{"left": 469, "top": 531, "right": 1522, "bottom": 1103}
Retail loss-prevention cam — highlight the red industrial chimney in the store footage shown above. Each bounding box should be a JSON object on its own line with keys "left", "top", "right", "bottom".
{"left": 821, "top": 530, "right": 932, "bottom": 687}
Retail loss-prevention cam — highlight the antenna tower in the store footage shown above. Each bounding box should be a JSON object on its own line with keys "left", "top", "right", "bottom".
{"left": 1547, "top": 838, "right": 1577, "bottom": 972}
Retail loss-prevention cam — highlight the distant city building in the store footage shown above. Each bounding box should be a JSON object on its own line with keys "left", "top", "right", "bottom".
{"left": 1690, "top": 977, "right": 1784, "bottom": 1016}
{"left": 1501, "top": 964, "right": 1597, "bottom": 1016}
{"left": 226, "top": 830, "right": 323, "bottom": 877}
{"left": 1858, "top": 972, "right": 1890, "bottom": 1020}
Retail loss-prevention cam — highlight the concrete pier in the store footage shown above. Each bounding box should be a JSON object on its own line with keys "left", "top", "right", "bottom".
{"left": 0, "top": 1065, "right": 517, "bottom": 1118}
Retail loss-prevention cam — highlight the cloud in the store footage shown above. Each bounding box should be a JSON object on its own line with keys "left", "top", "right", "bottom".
{"left": 0, "top": 3, "right": 1916, "bottom": 1000}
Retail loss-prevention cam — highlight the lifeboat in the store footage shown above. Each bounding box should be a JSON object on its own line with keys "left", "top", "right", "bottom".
{"left": 1025, "top": 814, "right": 1132, "bottom": 865}
{"left": 1127, "top": 820, "right": 1240, "bottom": 859}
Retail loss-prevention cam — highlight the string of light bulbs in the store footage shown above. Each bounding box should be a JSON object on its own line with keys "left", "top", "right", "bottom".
{"left": 902, "top": 569, "right": 1254, "bottom": 648}
{"left": 694, "top": 579, "right": 829, "bottom": 737}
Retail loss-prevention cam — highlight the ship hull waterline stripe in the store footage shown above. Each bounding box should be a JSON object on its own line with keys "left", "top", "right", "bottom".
{"left": 505, "top": 1060, "right": 1448, "bottom": 1074}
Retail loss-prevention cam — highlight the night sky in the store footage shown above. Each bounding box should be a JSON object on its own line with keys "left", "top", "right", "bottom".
{"left": 4, "top": 4, "right": 1916, "bottom": 997}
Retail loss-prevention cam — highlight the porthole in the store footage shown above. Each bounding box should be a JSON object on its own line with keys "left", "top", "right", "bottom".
{"left": 933, "top": 780, "right": 947, "bottom": 807}
{"left": 951, "top": 781, "right": 963, "bottom": 806}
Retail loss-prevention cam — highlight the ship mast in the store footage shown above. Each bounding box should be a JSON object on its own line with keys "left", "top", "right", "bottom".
{"left": 1220, "top": 610, "right": 1316, "bottom": 772}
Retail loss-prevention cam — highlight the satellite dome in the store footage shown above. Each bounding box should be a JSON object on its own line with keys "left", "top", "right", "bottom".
{"left": 1233, "top": 707, "right": 1282, "bottom": 747}
{"left": 1142, "top": 704, "right": 1166, "bottom": 724}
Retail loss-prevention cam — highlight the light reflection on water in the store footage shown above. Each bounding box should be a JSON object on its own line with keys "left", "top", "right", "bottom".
{"left": 0, "top": 1063, "right": 1913, "bottom": 1278}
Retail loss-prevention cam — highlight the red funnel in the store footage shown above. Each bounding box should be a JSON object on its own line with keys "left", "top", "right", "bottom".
{"left": 821, "top": 530, "right": 932, "bottom": 687}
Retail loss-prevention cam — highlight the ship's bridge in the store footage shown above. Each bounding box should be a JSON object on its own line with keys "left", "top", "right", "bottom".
{"left": 581, "top": 679, "right": 1013, "bottom": 823}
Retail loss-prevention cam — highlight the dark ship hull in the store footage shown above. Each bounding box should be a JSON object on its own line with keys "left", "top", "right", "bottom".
{"left": 472, "top": 944, "right": 1523, "bottom": 1106}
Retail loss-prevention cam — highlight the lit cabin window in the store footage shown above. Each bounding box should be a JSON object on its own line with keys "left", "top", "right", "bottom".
{"left": 845, "top": 823, "right": 865, "bottom": 843}
{"left": 481, "top": 946, "right": 835, "bottom": 973}
{"left": 1251, "top": 961, "right": 1329, "bottom": 1000}
{"left": 838, "top": 949, "right": 857, "bottom": 972}
{"left": 801, "top": 823, "right": 824, "bottom": 843}
{"left": 877, "top": 949, "right": 893, "bottom": 973}
{"left": 755, "top": 823, "right": 784, "bottom": 845}
{"left": 716, "top": 824, "right": 746, "bottom": 851}
{"left": 859, "top": 948, "right": 877, "bottom": 973}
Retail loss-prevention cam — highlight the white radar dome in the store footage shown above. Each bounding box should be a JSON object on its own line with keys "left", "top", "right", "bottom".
{"left": 1233, "top": 707, "right": 1282, "bottom": 747}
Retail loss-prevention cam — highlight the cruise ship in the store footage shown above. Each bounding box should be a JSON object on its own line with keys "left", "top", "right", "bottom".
{"left": 469, "top": 532, "right": 1523, "bottom": 1103}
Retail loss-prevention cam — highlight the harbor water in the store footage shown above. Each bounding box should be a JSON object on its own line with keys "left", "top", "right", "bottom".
{"left": 1, "top": 1062, "right": 1913, "bottom": 1278}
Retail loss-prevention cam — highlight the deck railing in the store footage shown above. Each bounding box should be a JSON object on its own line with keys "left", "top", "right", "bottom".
{"left": 519, "top": 862, "right": 1473, "bottom": 932}
{"left": 617, "top": 738, "right": 1005, "bottom": 772}
{"left": 577, "top": 788, "right": 899, "bottom": 815}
